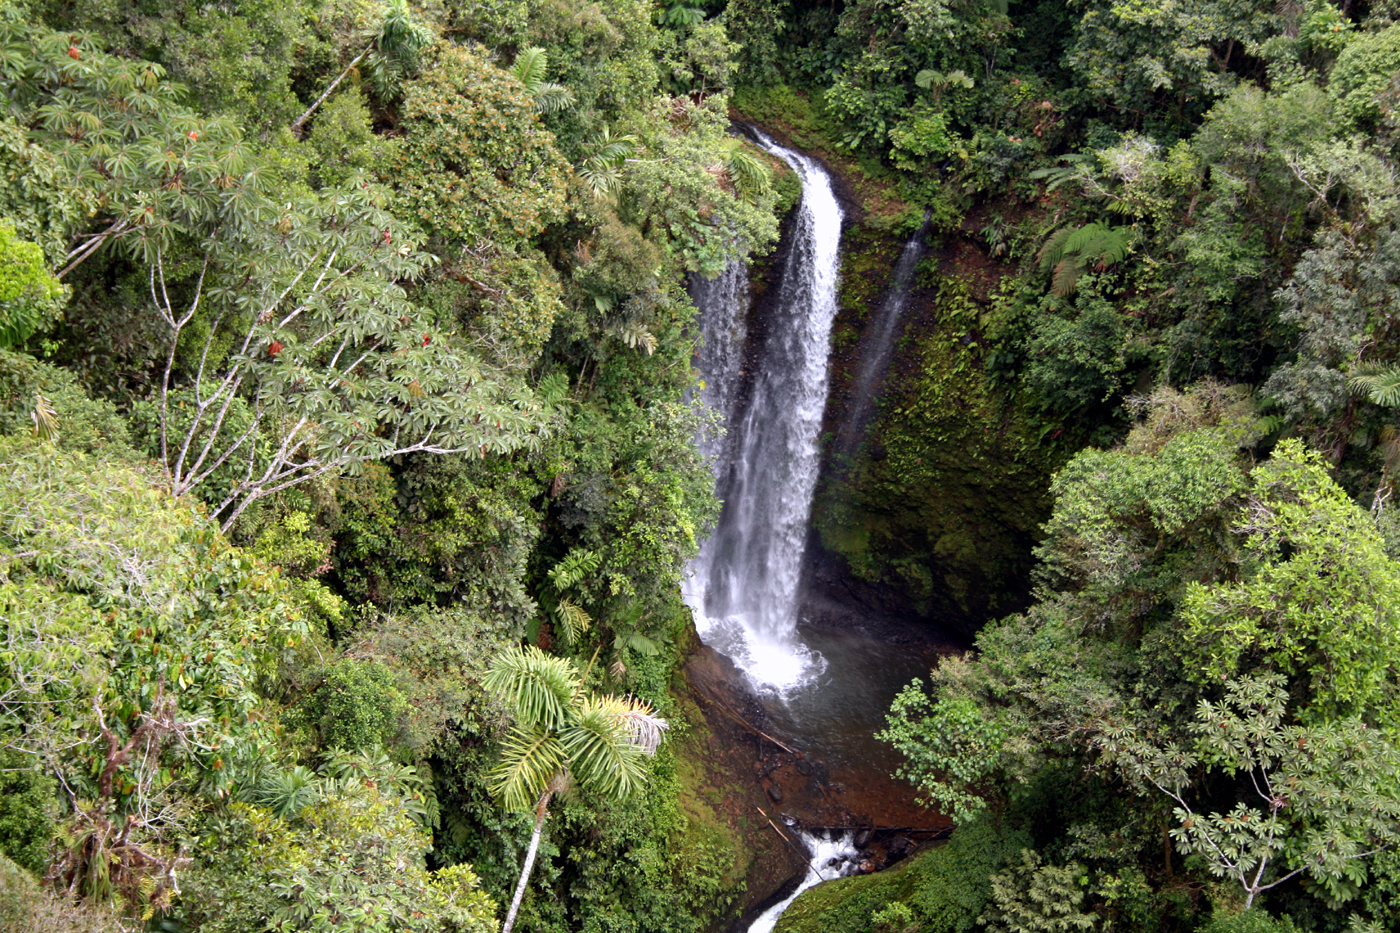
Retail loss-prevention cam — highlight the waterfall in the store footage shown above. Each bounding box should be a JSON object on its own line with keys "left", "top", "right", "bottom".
{"left": 832, "top": 209, "right": 932, "bottom": 459}
{"left": 746, "top": 831, "right": 861, "bottom": 933}
{"left": 684, "top": 130, "right": 844, "bottom": 698}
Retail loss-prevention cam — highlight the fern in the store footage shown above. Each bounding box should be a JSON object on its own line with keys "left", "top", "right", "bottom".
{"left": 1028, "top": 152, "right": 1094, "bottom": 192}
{"left": 1037, "top": 222, "right": 1132, "bottom": 297}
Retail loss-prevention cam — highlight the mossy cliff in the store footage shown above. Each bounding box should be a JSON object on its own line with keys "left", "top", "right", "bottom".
{"left": 810, "top": 265, "right": 1062, "bottom": 634}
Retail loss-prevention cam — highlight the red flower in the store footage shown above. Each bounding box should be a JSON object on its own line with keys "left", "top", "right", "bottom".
{"left": 269, "top": 340, "right": 284, "bottom": 357}
{"left": 67, "top": 45, "right": 80, "bottom": 59}
{"left": 422, "top": 333, "right": 430, "bottom": 347}
{"left": 188, "top": 130, "right": 199, "bottom": 141}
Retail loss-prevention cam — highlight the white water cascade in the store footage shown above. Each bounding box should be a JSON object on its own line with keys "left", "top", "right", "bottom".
{"left": 745, "top": 831, "right": 862, "bottom": 933}
{"left": 684, "top": 130, "right": 844, "bottom": 698}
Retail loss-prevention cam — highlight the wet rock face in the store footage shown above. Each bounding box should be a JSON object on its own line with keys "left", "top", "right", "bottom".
{"left": 806, "top": 226, "right": 1062, "bottom": 637}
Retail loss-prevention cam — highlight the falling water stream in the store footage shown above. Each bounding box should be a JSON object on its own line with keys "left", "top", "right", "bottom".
{"left": 745, "top": 832, "right": 861, "bottom": 933}
{"left": 683, "top": 129, "right": 844, "bottom": 699}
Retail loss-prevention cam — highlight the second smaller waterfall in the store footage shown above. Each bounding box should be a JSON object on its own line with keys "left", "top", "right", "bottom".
{"left": 746, "top": 831, "right": 861, "bottom": 933}
{"left": 833, "top": 210, "right": 932, "bottom": 459}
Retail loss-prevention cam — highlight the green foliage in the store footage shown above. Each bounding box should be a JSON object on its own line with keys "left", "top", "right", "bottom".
{"left": 0, "top": 222, "right": 63, "bottom": 348}
{"left": 397, "top": 42, "right": 569, "bottom": 357}
{"left": 184, "top": 752, "right": 496, "bottom": 933}
{"left": 398, "top": 42, "right": 569, "bottom": 248}
{"left": 0, "top": 350, "right": 133, "bottom": 456}
{"left": 0, "top": 436, "right": 309, "bottom": 914}
{"left": 878, "top": 687, "right": 1008, "bottom": 823}
{"left": 0, "top": 117, "right": 89, "bottom": 266}
{"left": 1180, "top": 440, "right": 1400, "bottom": 723}
{"left": 0, "top": 749, "right": 53, "bottom": 874}
{"left": 979, "top": 849, "right": 1098, "bottom": 933}
{"left": 309, "top": 659, "right": 409, "bottom": 752}
{"left": 1330, "top": 25, "right": 1400, "bottom": 130}
{"left": 1099, "top": 674, "right": 1400, "bottom": 908}
{"left": 303, "top": 90, "right": 400, "bottom": 190}
{"left": 1064, "top": 0, "right": 1275, "bottom": 128}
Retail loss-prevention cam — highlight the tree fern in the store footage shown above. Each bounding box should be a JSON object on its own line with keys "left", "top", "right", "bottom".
{"left": 1038, "top": 222, "right": 1132, "bottom": 297}
{"left": 1350, "top": 365, "right": 1400, "bottom": 407}
{"left": 1028, "top": 152, "right": 1094, "bottom": 192}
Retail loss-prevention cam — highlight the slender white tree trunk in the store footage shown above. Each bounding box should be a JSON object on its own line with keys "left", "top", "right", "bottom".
{"left": 501, "top": 791, "right": 552, "bottom": 933}
{"left": 290, "top": 46, "right": 371, "bottom": 134}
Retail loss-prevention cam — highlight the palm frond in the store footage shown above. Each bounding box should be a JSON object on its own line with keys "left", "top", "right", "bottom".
{"left": 482, "top": 645, "right": 580, "bottom": 730}
{"left": 490, "top": 724, "right": 567, "bottom": 812}
{"left": 555, "top": 598, "right": 592, "bottom": 646}
{"left": 31, "top": 393, "right": 58, "bottom": 443}
{"left": 596, "top": 694, "right": 668, "bottom": 755}
{"left": 510, "top": 47, "right": 549, "bottom": 94}
{"left": 612, "top": 320, "right": 657, "bottom": 355}
{"left": 1350, "top": 365, "right": 1400, "bottom": 407}
{"left": 580, "top": 159, "right": 623, "bottom": 197}
{"left": 533, "top": 83, "right": 576, "bottom": 115}
{"left": 549, "top": 548, "right": 601, "bottom": 591}
{"left": 559, "top": 699, "right": 649, "bottom": 798}
{"left": 248, "top": 765, "right": 320, "bottom": 819}
{"left": 718, "top": 138, "right": 771, "bottom": 204}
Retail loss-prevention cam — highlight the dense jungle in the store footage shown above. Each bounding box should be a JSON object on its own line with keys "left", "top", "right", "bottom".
{"left": 6, "top": 0, "right": 1400, "bottom": 931}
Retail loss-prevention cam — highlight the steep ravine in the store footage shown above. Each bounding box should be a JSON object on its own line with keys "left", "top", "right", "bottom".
{"left": 678, "top": 121, "right": 1064, "bottom": 932}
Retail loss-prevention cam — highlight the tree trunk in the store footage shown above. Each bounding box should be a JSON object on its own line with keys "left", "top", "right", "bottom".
{"left": 501, "top": 791, "right": 552, "bottom": 933}
{"left": 290, "top": 46, "right": 371, "bottom": 135}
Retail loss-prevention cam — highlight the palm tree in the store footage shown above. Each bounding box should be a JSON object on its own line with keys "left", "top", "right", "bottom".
{"left": 482, "top": 645, "right": 668, "bottom": 933}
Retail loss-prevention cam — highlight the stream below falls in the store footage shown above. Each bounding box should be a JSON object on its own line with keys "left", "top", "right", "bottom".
{"left": 685, "top": 131, "right": 954, "bottom": 930}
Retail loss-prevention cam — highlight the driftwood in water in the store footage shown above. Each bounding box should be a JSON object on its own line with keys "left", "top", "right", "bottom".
{"left": 702, "top": 693, "right": 799, "bottom": 755}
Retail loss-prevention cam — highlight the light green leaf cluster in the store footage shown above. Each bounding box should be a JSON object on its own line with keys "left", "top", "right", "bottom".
{"left": 1182, "top": 440, "right": 1400, "bottom": 724}
{"left": 878, "top": 682, "right": 1008, "bottom": 824}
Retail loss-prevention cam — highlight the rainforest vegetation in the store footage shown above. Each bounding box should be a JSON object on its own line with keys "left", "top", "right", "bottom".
{"left": 4, "top": 0, "right": 1400, "bottom": 931}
